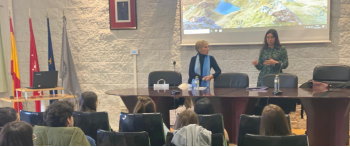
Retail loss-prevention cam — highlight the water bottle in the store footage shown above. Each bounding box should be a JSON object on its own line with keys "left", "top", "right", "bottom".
{"left": 274, "top": 75, "right": 279, "bottom": 92}
{"left": 195, "top": 76, "right": 200, "bottom": 90}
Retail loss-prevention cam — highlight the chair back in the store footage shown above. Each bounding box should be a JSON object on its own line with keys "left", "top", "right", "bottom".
{"left": 214, "top": 73, "right": 249, "bottom": 88}
{"left": 148, "top": 71, "right": 182, "bottom": 87}
{"left": 244, "top": 134, "right": 308, "bottom": 146}
{"left": 165, "top": 132, "right": 224, "bottom": 146}
{"left": 20, "top": 110, "right": 45, "bottom": 126}
{"left": 97, "top": 130, "right": 150, "bottom": 146}
{"left": 119, "top": 112, "right": 164, "bottom": 146}
{"left": 73, "top": 111, "right": 109, "bottom": 141}
{"left": 261, "top": 73, "right": 298, "bottom": 88}
{"left": 197, "top": 113, "right": 225, "bottom": 135}
{"left": 313, "top": 65, "right": 350, "bottom": 82}
{"left": 238, "top": 114, "right": 291, "bottom": 146}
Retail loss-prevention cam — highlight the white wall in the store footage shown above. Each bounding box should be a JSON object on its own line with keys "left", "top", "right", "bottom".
{"left": 1, "top": 0, "right": 349, "bottom": 129}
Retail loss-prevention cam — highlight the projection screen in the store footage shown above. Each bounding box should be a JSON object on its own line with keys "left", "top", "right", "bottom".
{"left": 181, "top": 0, "right": 331, "bottom": 45}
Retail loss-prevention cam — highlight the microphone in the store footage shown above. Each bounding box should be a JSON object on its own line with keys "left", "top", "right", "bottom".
{"left": 171, "top": 61, "right": 180, "bottom": 95}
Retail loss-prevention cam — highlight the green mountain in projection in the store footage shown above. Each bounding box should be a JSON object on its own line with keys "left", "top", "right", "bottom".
{"left": 183, "top": 0, "right": 327, "bottom": 29}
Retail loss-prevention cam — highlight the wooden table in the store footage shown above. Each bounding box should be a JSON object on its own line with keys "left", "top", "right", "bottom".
{"left": 106, "top": 87, "right": 350, "bottom": 146}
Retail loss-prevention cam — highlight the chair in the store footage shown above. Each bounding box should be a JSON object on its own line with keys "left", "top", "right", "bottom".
{"left": 237, "top": 114, "right": 291, "bottom": 146}
{"left": 20, "top": 110, "right": 45, "bottom": 126}
{"left": 261, "top": 73, "right": 298, "bottom": 88}
{"left": 244, "top": 134, "right": 308, "bottom": 146}
{"left": 197, "top": 114, "right": 225, "bottom": 135}
{"left": 73, "top": 111, "right": 109, "bottom": 141}
{"left": 313, "top": 64, "right": 350, "bottom": 86}
{"left": 96, "top": 130, "right": 150, "bottom": 146}
{"left": 148, "top": 71, "right": 182, "bottom": 87}
{"left": 119, "top": 112, "right": 165, "bottom": 146}
{"left": 165, "top": 132, "right": 225, "bottom": 146}
{"left": 214, "top": 73, "right": 249, "bottom": 88}
{"left": 260, "top": 73, "right": 299, "bottom": 114}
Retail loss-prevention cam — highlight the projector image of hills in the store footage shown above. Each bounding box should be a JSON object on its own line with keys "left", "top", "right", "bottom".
{"left": 183, "top": 0, "right": 327, "bottom": 29}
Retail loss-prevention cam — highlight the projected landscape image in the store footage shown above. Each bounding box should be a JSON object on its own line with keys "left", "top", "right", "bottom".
{"left": 183, "top": 0, "right": 328, "bottom": 30}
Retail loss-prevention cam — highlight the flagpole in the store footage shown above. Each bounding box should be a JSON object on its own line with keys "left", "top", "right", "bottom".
{"left": 29, "top": 8, "right": 31, "bottom": 18}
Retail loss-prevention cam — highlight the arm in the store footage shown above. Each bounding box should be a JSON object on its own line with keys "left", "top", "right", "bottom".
{"left": 189, "top": 57, "right": 202, "bottom": 82}
{"left": 255, "top": 51, "right": 264, "bottom": 70}
{"left": 276, "top": 47, "right": 289, "bottom": 70}
{"left": 211, "top": 56, "right": 221, "bottom": 79}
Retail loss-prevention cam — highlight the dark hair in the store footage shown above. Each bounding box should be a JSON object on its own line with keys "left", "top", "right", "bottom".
{"left": 194, "top": 98, "right": 214, "bottom": 114}
{"left": 262, "top": 29, "right": 281, "bottom": 50}
{"left": 133, "top": 96, "right": 156, "bottom": 113}
{"left": 79, "top": 91, "right": 98, "bottom": 112}
{"left": 260, "top": 104, "right": 291, "bottom": 136}
{"left": 0, "top": 107, "right": 18, "bottom": 126}
{"left": 0, "top": 121, "right": 34, "bottom": 146}
{"left": 174, "top": 109, "right": 199, "bottom": 130}
{"left": 44, "top": 101, "right": 74, "bottom": 127}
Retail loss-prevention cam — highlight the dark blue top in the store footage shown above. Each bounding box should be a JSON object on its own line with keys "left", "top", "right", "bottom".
{"left": 188, "top": 53, "right": 222, "bottom": 84}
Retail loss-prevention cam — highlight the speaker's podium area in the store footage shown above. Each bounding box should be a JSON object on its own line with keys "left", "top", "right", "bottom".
{"left": 0, "top": 87, "right": 75, "bottom": 111}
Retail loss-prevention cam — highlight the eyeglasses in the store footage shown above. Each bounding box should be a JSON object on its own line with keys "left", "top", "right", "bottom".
{"left": 32, "top": 134, "right": 37, "bottom": 141}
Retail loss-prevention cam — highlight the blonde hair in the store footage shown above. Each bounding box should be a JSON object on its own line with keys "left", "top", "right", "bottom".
{"left": 260, "top": 104, "right": 291, "bottom": 136}
{"left": 174, "top": 109, "right": 199, "bottom": 130}
{"left": 195, "top": 40, "right": 209, "bottom": 52}
{"left": 133, "top": 96, "right": 156, "bottom": 113}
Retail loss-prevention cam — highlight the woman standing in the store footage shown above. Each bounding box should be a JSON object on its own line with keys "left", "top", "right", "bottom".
{"left": 252, "top": 29, "right": 288, "bottom": 87}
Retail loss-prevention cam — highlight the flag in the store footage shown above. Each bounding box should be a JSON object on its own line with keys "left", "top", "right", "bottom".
{"left": 0, "top": 11, "right": 8, "bottom": 93}
{"left": 47, "top": 17, "right": 57, "bottom": 104}
{"left": 10, "top": 18, "right": 23, "bottom": 112}
{"left": 60, "top": 16, "right": 82, "bottom": 100}
{"left": 29, "top": 18, "right": 43, "bottom": 112}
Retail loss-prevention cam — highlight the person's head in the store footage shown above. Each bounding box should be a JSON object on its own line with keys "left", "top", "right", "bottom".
{"left": 0, "top": 121, "right": 34, "bottom": 146}
{"left": 133, "top": 96, "right": 156, "bottom": 113}
{"left": 44, "top": 101, "right": 74, "bottom": 127}
{"left": 260, "top": 104, "right": 291, "bottom": 136}
{"left": 195, "top": 40, "right": 209, "bottom": 55}
{"left": 194, "top": 98, "right": 214, "bottom": 114}
{"left": 122, "top": 2, "right": 125, "bottom": 6}
{"left": 0, "top": 107, "right": 18, "bottom": 127}
{"left": 79, "top": 91, "right": 98, "bottom": 112}
{"left": 263, "top": 29, "right": 281, "bottom": 49}
{"left": 174, "top": 109, "right": 199, "bottom": 130}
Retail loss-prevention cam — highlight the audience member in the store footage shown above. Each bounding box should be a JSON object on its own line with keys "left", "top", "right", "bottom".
{"left": 79, "top": 91, "right": 98, "bottom": 112}
{"left": 194, "top": 98, "right": 229, "bottom": 142}
{"left": 0, "top": 107, "right": 18, "bottom": 127}
{"left": 172, "top": 109, "right": 211, "bottom": 146}
{"left": 33, "top": 101, "right": 93, "bottom": 146}
{"left": 260, "top": 104, "right": 291, "bottom": 136}
{"left": 133, "top": 96, "right": 169, "bottom": 137}
{"left": 0, "top": 121, "right": 34, "bottom": 146}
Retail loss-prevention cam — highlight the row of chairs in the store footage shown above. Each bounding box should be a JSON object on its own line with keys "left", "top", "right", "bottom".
{"left": 20, "top": 109, "right": 308, "bottom": 146}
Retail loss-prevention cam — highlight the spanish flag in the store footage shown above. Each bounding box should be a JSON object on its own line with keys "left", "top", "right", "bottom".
{"left": 10, "top": 18, "right": 22, "bottom": 111}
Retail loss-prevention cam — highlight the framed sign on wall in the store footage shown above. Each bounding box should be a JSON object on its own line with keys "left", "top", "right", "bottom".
{"left": 109, "top": 0, "right": 137, "bottom": 30}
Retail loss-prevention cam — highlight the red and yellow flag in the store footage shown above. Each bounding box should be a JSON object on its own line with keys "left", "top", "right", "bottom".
{"left": 10, "top": 18, "right": 22, "bottom": 112}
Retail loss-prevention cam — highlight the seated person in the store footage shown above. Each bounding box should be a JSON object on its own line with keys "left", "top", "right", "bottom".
{"left": 33, "top": 101, "right": 94, "bottom": 146}
{"left": 0, "top": 107, "right": 19, "bottom": 127}
{"left": 79, "top": 91, "right": 113, "bottom": 131}
{"left": 260, "top": 104, "right": 292, "bottom": 136}
{"left": 171, "top": 109, "right": 211, "bottom": 146}
{"left": 133, "top": 96, "right": 169, "bottom": 137}
{"left": 194, "top": 98, "right": 229, "bottom": 142}
{"left": 79, "top": 91, "right": 98, "bottom": 112}
{"left": 0, "top": 121, "right": 34, "bottom": 146}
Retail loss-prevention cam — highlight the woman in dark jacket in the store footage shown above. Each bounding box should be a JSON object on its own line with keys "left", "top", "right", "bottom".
{"left": 188, "top": 40, "right": 221, "bottom": 87}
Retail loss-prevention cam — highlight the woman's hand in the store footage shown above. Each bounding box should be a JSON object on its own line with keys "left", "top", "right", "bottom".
{"left": 202, "top": 75, "right": 214, "bottom": 81}
{"left": 252, "top": 60, "right": 258, "bottom": 66}
{"left": 264, "top": 57, "right": 277, "bottom": 65}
